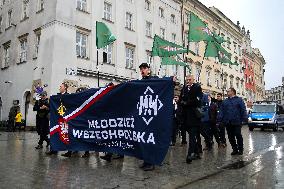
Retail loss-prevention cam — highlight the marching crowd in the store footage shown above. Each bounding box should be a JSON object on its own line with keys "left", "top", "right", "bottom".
{"left": 29, "top": 62, "right": 247, "bottom": 172}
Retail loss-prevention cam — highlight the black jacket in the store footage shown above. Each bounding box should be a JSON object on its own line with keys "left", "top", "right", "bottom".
{"left": 180, "top": 83, "right": 203, "bottom": 127}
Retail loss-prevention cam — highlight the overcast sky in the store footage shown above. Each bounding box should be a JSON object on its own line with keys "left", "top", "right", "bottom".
{"left": 199, "top": 0, "right": 284, "bottom": 89}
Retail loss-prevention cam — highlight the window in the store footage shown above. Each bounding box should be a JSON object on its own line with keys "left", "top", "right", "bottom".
{"left": 195, "top": 66, "right": 201, "bottom": 82}
{"left": 159, "top": 7, "right": 164, "bottom": 18}
{"left": 185, "top": 12, "right": 190, "bottom": 25}
{"left": 7, "top": 10, "right": 12, "bottom": 28}
{"left": 125, "top": 46, "right": 134, "bottom": 69}
{"left": 173, "top": 65, "right": 178, "bottom": 76}
{"left": 227, "top": 37, "right": 231, "bottom": 49}
{"left": 212, "top": 27, "right": 217, "bottom": 34}
{"left": 170, "top": 14, "right": 175, "bottom": 23}
{"left": 125, "top": 12, "right": 133, "bottom": 30}
{"left": 34, "top": 31, "right": 41, "bottom": 58}
{"left": 103, "top": 44, "right": 113, "bottom": 64}
{"left": 37, "top": 0, "right": 44, "bottom": 12}
{"left": 238, "top": 45, "right": 241, "bottom": 56}
{"left": 19, "top": 37, "right": 28, "bottom": 63}
{"left": 215, "top": 72, "right": 220, "bottom": 89}
{"left": 230, "top": 77, "right": 234, "bottom": 88}
{"left": 206, "top": 69, "right": 211, "bottom": 86}
{"left": 0, "top": 16, "right": 2, "bottom": 33}
{"left": 3, "top": 42, "right": 10, "bottom": 68}
{"left": 171, "top": 33, "right": 176, "bottom": 42}
{"left": 104, "top": 2, "right": 112, "bottom": 21}
{"left": 236, "top": 79, "right": 240, "bottom": 90}
{"left": 233, "top": 42, "right": 237, "bottom": 53}
{"left": 160, "top": 27, "right": 165, "bottom": 39}
{"left": 146, "top": 21, "right": 152, "bottom": 37}
{"left": 22, "top": 0, "right": 29, "bottom": 19}
{"left": 77, "top": 0, "right": 87, "bottom": 12}
{"left": 76, "top": 31, "right": 88, "bottom": 58}
{"left": 146, "top": 51, "right": 152, "bottom": 65}
{"left": 145, "top": 0, "right": 150, "bottom": 11}
{"left": 195, "top": 42, "right": 199, "bottom": 55}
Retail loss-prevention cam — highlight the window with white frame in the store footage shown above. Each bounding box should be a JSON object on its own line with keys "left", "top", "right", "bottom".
{"left": 215, "top": 72, "right": 220, "bottom": 89}
{"left": 125, "top": 12, "right": 133, "bottom": 30}
{"left": 223, "top": 77, "right": 227, "bottom": 90}
{"left": 158, "top": 7, "right": 164, "bottom": 18}
{"left": 171, "top": 33, "right": 176, "bottom": 42}
{"left": 195, "top": 42, "right": 199, "bottom": 55}
{"left": 3, "top": 42, "right": 10, "bottom": 67}
{"left": 77, "top": 0, "right": 87, "bottom": 12}
{"left": 145, "top": 0, "right": 150, "bottom": 11}
{"left": 7, "top": 10, "right": 12, "bottom": 28}
{"left": 173, "top": 65, "right": 178, "bottom": 76}
{"left": 103, "top": 44, "right": 113, "bottom": 64}
{"left": 146, "top": 21, "right": 152, "bottom": 37}
{"left": 22, "top": 0, "right": 29, "bottom": 19}
{"left": 146, "top": 51, "right": 152, "bottom": 65}
{"left": 230, "top": 77, "right": 234, "bottom": 88}
{"left": 206, "top": 69, "right": 211, "bottom": 86}
{"left": 19, "top": 37, "right": 27, "bottom": 63}
{"left": 236, "top": 79, "right": 240, "bottom": 91}
{"left": 76, "top": 31, "right": 88, "bottom": 58}
{"left": 160, "top": 27, "right": 165, "bottom": 39}
{"left": 125, "top": 45, "right": 134, "bottom": 69}
{"left": 233, "top": 42, "right": 237, "bottom": 53}
{"left": 170, "top": 14, "right": 175, "bottom": 23}
{"left": 227, "top": 37, "right": 231, "bottom": 49}
{"left": 104, "top": 2, "right": 112, "bottom": 21}
{"left": 195, "top": 66, "right": 201, "bottom": 82}
{"left": 0, "top": 16, "right": 2, "bottom": 33}
{"left": 37, "top": 0, "right": 44, "bottom": 12}
{"left": 34, "top": 31, "right": 41, "bottom": 58}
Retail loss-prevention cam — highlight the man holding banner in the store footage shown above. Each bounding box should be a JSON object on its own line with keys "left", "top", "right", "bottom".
{"left": 49, "top": 68, "right": 174, "bottom": 170}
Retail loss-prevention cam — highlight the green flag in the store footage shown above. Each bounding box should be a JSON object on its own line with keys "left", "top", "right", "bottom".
{"left": 188, "top": 12, "right": 213, "bottom": 42}
{"left": 152, "top": 35, "right": 195, "bottom": 57}
{"left": 204, "top": 41, "right": 219, "bottom": 57}
{"left": 96, "top": 21, "right": 116, "bottom": 49}
{"left": 212, "top": 32, "right": 226, "bottom": 44}
{"left": 161, "top": 55, "right": 188, "bottom": 67}
{"left": 218, "top": 52, "right": 238, "bottom": 65}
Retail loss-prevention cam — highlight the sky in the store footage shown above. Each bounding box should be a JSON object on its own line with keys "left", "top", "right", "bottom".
{"left": 199, "top": 0, "right": 284, "bottom": 89}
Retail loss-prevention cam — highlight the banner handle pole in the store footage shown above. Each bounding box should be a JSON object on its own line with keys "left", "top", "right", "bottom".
{"left": 97, "top": 49, "right": 100, "bottom": 88}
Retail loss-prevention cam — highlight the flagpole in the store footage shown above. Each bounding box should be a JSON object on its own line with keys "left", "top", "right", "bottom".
{"left": 97, "top": 49, "right": 100, "bottom": 88}
{"left": 181, "top": 0, "right": 186, "bottom": 86}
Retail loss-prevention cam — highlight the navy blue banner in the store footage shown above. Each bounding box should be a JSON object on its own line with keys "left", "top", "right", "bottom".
{"left": 50, "top": 78, "right": 173, "bottom": 165}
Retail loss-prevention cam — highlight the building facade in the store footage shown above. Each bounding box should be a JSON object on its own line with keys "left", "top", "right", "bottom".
{"left": 0, "top": 0, "right": 182, "bottom": 124}
{"left": 243, "top": 50, "right": 255, "bottom": 102}
{"left": 183, "top": 1, "right": 246, "bottom": 98}
{"left": 253, "top": 48, "right": 266, "bottom": 101}
{"left": 265, "top": 77, "right": 284, "bottom": 105}
{"left": 0, "top": 0, "right": 266, "bottom": 125}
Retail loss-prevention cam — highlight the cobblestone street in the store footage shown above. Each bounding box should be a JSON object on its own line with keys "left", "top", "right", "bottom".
{"left": 0, "top": 127, "right": 283, "bottom": 189}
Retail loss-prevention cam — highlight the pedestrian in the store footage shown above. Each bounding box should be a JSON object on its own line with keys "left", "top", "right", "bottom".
{"left": 46, "top": 83, "right": 69, "bottom": 155}
{"left": 216, "top": 93, "right": 226, "bottom": 147}
{"left": 8, "top": 105, "right": 18, "bottom": 132}
{"left": 200, "top": 93, "right": 213, "bottom": 151}
{"left": 218, "top": 88, "right": 247, "bottom": 155}
{"left": 34, "top": 91, "right": 50, "bottom": 149}
{"left": 15, "top": 109, "right": 23, "bottom": 131}
{"left": 201, "top": 93, "right": 221, "bottom": 149}
{"left": 180, "top": 75, "right": 203, "bottom": 164}
{"left": 171, "top": 95, "right": 180, "bottom": 146}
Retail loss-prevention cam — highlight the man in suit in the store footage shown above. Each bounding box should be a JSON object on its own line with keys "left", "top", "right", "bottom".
{"left": 180, "top": 75, "right": 203, "bottom": 164}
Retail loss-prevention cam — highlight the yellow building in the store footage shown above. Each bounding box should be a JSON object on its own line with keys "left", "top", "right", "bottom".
{"left": 253, "top": 48, "right": 266, "bottom": 101}
{"left": 182, "top": 0, "right": 246, "bottom": 98}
